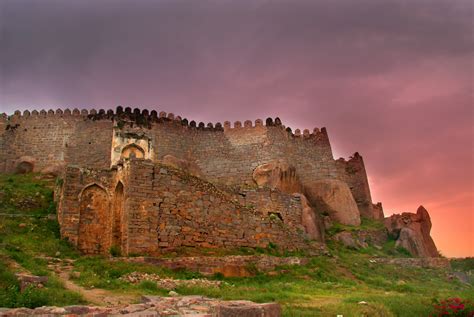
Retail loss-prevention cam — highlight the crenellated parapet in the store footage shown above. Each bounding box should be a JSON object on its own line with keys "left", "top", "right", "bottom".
{"left": 5, "top": 107, "right": 328, "bottom": 142}
{"left": 2, "top": 106, "right": 336, "bottom": 182}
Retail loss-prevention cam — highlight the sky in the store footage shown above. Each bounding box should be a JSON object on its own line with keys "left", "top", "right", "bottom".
{"left": 0, "top": 0, "right": 472, "bottom": 257}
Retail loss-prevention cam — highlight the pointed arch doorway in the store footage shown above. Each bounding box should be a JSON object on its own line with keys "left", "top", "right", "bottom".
{"left": 112, "top": 181, "right": 125, "bottom": 254}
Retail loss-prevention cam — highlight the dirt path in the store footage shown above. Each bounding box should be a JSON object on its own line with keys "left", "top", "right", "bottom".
{"left": 45, "top": 257, "right": 138, "bottom": 306}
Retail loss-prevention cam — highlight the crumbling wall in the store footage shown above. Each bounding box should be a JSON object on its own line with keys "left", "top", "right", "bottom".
{"left": 125, "top": 159, "right": 314, "bottom": 255}
{"left": 336, "top": 152, "right": 383, "bottom": 220}
{"left": 57, "top": 164, "right": 129, "bottom": 254}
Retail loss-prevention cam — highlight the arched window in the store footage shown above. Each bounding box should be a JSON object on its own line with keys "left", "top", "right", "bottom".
{"left": 121, "top": 144, "right": 145, "bottom": 159}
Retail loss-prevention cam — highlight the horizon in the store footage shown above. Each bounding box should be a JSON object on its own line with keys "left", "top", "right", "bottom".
{"left": 1, "top": 0, "right": 472, "bottom": 257}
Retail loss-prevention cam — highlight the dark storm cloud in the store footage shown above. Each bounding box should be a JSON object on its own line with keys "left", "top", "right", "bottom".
{"left": 0, "top": 0, "right": 472, "bottom": 256}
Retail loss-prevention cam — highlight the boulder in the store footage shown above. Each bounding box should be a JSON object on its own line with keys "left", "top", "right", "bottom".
{"left": 215, "top": 301, "right": 281, "bottom": 317}
{"left": 162, "top": 155, "right": 202, "bottom": 177}
{"left": 294, "top": 194, "right": 325, "bottom": 242}
{"left": 252, "top": 160, "right": 302, "bottom": 194}
{"left": 333, "top": 231, "right": 359, "bottom": 249}
{"left": 384, "top": 205, "right": 439, "bottom": 257}
{"left": 41, "top": 161, "right": 66, "bottom": 177}
{"left": 333, "top": 229, "right": 388, "bottom": 249}
{"left": 304, "top": 179, "right": 361, "bottom": 226}
{"left": 15, "top": 156, "right": 35, "bottom": 174}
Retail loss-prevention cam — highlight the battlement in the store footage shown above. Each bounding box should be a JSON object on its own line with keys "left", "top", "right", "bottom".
{"left": 1, "top": 107, "right": 327, "bottom": 140}
{"left": 0, "top": 105, "right": 389, "bottom": 257}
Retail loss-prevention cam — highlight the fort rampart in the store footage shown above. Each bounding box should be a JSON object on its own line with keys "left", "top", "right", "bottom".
{"left": 1, "top": 106, "right": 383, "bottom": 255}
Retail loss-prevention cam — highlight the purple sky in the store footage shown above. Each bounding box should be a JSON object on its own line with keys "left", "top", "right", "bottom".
{"left": 1, "top": 0, "right": 472, "bottom": 257}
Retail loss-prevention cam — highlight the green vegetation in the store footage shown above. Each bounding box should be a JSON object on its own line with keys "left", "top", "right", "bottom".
{"left": 451, "top": 257, "right": 474, "bottom": 272}
{"left": 0, "top": 174, "right": 85, "bottom": 307}
{"left": 0, "top": 173, "right": 472, "bottom": 316}
{"left": 327, "top": 217, "right": 385, "bottom": 236}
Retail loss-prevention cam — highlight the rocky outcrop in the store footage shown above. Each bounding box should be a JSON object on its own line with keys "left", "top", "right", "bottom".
{"left": 384, "top": 206, "right": 439, "bottom": 257}
{"left": 372, "top": 202, "right": 385, "bottom": 220}
{"left": 304, "top": 179, "right": 361, "bottom": 226}
{"left": 333, "top": 229, "right": 388, "bottom": 249}
{"left": 296, "top": 194, "right": 325, "bottom": 242}
{"left": 162, "top": 155, "right": 202, "bottom": 177}
{"left": 252, "top": 160, "right": 302, "bottom": 194}
{"left": 41, "top": 161, "right": 66, "bottom": 177}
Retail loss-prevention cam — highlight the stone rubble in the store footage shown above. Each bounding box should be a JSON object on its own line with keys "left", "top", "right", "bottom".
{"left": 119, "top": 255, "right": 311, "bottom": 277}
{"left": 14, "top": 273, "right": 48, "bottom": 292}
{"left": 0, "top": 295, "right": 281, "bottom": 317}
{"left": 119, "top": 272, "right": 227, "bottom": 290}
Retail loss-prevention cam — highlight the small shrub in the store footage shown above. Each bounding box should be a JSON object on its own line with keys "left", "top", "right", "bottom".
{"left": 138, "top": 280, "right": 159, "bottom": 291}
{"left": 109, "top": 245, "right": 121, "bottom": 257}
{"left": 430, "top": 297, "right": 474, "bottom": 317}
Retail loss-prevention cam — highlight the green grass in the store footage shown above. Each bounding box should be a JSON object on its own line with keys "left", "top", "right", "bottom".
{"left": 0, "top": 173, "right": 85, "bottom": 308}
{"left": 451, "top": 257, "right": 474, "bottom": 272}
{"left": 327, "top": 217, "right": 385, "bottom": 236}
{"left": 0, "top": 173, "right": 473, "bottom": 316}
{"left": 0, "top": 257, "right": 84, "bottom": 308}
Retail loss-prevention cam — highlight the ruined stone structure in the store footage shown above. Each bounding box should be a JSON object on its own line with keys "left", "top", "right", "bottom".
{"left": 0, "top": 107, "right": 439, "bottom": 257}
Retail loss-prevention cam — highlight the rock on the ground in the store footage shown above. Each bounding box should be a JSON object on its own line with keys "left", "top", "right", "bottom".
{"left": 304, "top": 179, "right": 361, "bottom": 226}
{"left": 333, "top": 231, "right": 360, "bottom": 249}
{"left": 384, "top": 205, "right": 439, "bottom": 257}
{"left": 0, "top": 295, "right": 282, "bottom": 316}
{"left": 371, "top": 257, "right": 450, "bottom": 269}
{"left": 14, "top": 273, "right": 48, "bottom": 292}
{"left": 215, "top": 301, "right": 281, "bottom": 317}
{"left": 119, "top": 272, "right": 226, "bottom": 290}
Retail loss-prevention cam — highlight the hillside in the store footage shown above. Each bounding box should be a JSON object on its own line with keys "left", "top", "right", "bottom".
{"left": 0, "top": 174, "right": 472, "bottom": 316}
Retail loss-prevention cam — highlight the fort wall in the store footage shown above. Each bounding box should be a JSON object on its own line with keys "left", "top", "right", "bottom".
{"left": 58, "top": 159, "right": 316, "bottom": 255}
{"left": 2, "top": 107, "right": 382, "bottom": 244}
{"left": 1, "top": 107, "right": 341, "bottom": 188}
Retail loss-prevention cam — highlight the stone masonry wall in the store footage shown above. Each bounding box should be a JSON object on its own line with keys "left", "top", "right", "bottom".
{"left": 125, "top": 159, "right": 313, "bottom": 255}
{"left": 0, "top": 110, "right": 113, "bottom": 173}
{"left": 336, "top": 152, "right": 382, "bottom": 219}
{"left": 1, "top": 108, "right": 341, "bottom": 189}
{"left": 58, "top": 159, "right": 316, "bottom": 256}
{"left": 1, "top": 111, "right": 77, "bottom": 173}
{"left": 191, "top": 124, "right": 338, "bottom": 187}
{"left": 57, "top": 164, "right": 129, "bottom": 254}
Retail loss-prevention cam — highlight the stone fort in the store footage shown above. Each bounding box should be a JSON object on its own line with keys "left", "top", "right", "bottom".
{"left": 0, "top": 107, "right": 439, "bottom": 257}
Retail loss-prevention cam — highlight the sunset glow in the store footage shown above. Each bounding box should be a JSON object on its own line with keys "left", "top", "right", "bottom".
{"left": 1, "top": 0, "right": 472, "bottom": 257}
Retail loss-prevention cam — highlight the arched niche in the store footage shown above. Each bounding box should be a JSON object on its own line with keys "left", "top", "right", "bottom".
{"left": 112, "top": 182, "right": 125, "bottom": 253}
{"left": 121, "top": 144, "right": 145, "bottom": 160}
{"left": 78, "top": 184, "right": 111, "bottom": 254}
{"left": 15, "top": 161, "right": 34, "bottom": 174}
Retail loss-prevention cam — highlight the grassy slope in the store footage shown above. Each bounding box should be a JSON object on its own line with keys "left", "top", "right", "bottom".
{"left": 0, "top": 174, "right": 85, "bottom": 308}
{"left": 0, "top": 174, "right": 472, "bottom": 316}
